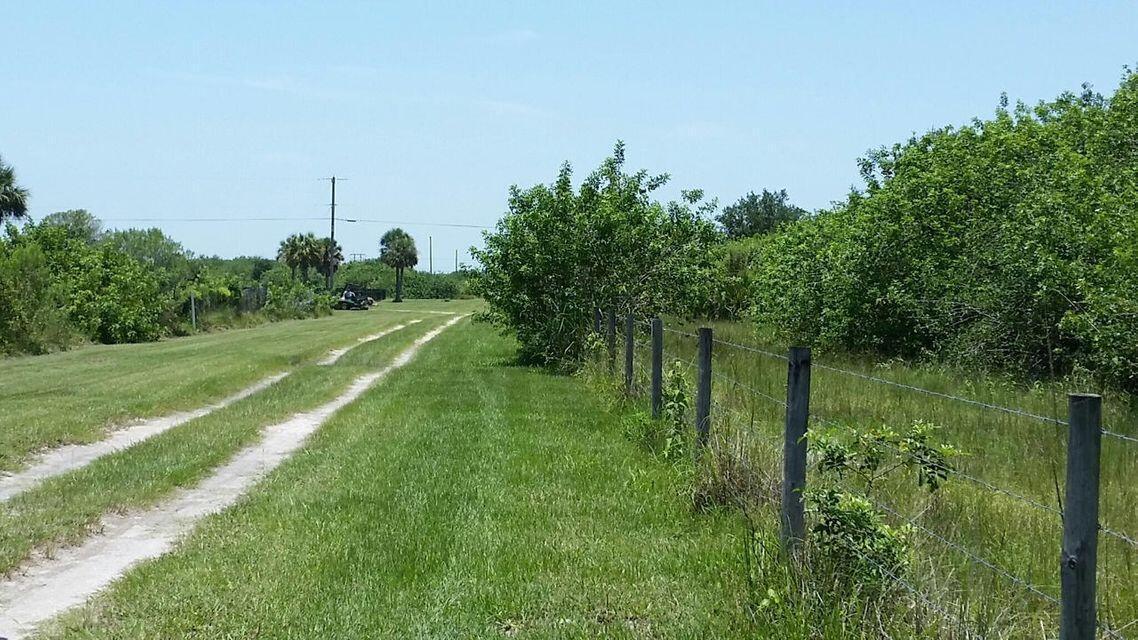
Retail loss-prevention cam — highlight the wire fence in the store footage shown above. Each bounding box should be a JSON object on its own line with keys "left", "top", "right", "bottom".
{"left": 597, "top": 308, "right": 1137, "bottom": 639}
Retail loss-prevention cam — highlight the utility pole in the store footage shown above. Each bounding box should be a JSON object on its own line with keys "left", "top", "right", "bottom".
{"left": 429, "top": 235, "right": 433, "bottom": 274}
{"left": 454, "top": 249, "right": 458, "bottom": 273}
{"left": 322, "top": 176, "right": 345, "bottom": 290}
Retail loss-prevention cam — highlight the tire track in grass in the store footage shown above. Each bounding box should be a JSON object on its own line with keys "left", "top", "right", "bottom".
{"left": 0, "top": 314, "right": 466, "bottom": 640}
{"left": 317, "top": 320, "right": 420, "bottom": 365}
{"left": 0, "top": 320, "right": 422, "bottom": 503}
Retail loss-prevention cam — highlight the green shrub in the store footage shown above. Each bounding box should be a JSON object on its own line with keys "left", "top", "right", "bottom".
{"left": 0, "top": 242, "right": 72, "bottom": 354}
{"left": 749, "top": 70, "right": 1138, "bottom": 391}
{"left": 472, "top": 142, "right": 721, "bottom": 368}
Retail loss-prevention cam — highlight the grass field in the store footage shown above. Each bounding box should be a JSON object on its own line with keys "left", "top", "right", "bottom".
{"left": 26, "top": 309, "right": 752, "bottom": 638}
{"left": 0, "top": 299, "right": 479, "bottom": 473}
{"left": 0, "top": 312, "right": 455, "bottom": 576}
{"left": 627, "top": 317, "right": 1138, "bottom": 637}
{"left": 5, "top": 303, "right": 1134, "bottom": 637}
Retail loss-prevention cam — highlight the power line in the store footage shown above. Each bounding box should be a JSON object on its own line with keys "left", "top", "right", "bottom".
{"left": 99, "top": 216, "right": 494, "bottom": 229}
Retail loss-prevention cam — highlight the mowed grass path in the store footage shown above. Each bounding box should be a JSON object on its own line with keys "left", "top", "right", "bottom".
{"left": 0, "top": 313, "right": 451, "bottom": 575}
{"left": 0, "top": 309, "right": 414, "bottom": 472}
{"left": 44, "top": 318, "right": 750, "bottom": 638}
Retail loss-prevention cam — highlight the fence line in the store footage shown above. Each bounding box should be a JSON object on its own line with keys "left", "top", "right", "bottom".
{"left": 868, "top": 495, "right": 1061, "bottom": 606}
{"left": 710, "top": 370, "right": 787, "bottom": 409}
{"left": 711, "top": 337, "right": 789, "bottom": 362}
{"left": 597, "top": 309, "right": 1132, "bottom": 639}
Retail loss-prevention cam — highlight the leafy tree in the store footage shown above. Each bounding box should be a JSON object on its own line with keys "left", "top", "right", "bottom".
{"left": 716, "top": 189, "right": 806, "bottom": 239}
{"left": 472, "top": 142, "right": 721, "bottom": 367}
{"left": 101, "top": 227, "right": 191, "bottom": 296}
{"left": 750, "top": 69, "right": 1138, "bottom": 391}
{"left": 0, "top": 156, "right": 29, "bottom": 222}
{"left": 379, "top": 228, "right": 418, "bottom": 302}
{"left": 0, "top": 242, "right": 72, "bottom": 354}
{"left": 5, "top": 221, "right": 165, "bottom": 344}
{"left": 41, "top": 209, "right": 103, "bottom": 244}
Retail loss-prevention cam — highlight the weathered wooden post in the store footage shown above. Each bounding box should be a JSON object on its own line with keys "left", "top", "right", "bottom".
{"left": 650, "top": 318, "right": 663, "bottom": 418}
{"left": 624, "top": 312, "right": 635, "bottom": 393}
{"left": 1060, "top": 393, "right": 1102, "bottom": 640}
{"left": 606, "top": 309, "right": 616, "bottom": 374}
{"left": 190, "top": 292, "right": 197, "bottom": 331}
{"left": 695, "top": 327, "right": 712, "bottom": 447}
{"left": 781, "top": 346, "right": 811, "bottom": 552}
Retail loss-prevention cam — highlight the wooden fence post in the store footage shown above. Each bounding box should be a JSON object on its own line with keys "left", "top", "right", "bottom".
{"left": 651, "top": 318, "right": 663, "bottom": 418}
{"left": 781, "top": 346, "right": 811, "bottom": 552}
{"left": 624, "top": 312, "right": 635, "bottom": 393}
{"left": 606, "top": 309, "right": 616, "bottom": 373}
{"left": 1060, "top": 393, "right": 1102, "bottom": 640}
{"left": 695, "top": 327, "right": 712, "bottom": 447}
{"left": 190, "top": 292, "right": 197, "bottom": 331}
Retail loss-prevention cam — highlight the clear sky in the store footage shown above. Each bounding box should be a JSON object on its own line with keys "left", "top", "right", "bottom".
{"left": 4, "top": 1, "right": 1136, "bottom": 267}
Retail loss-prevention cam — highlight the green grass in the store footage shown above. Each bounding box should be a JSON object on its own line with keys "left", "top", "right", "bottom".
{"left": 41, "top": 317, "right": 752, "bottom": 639}
{"left": 0, "top": 306, "right": 473, "bottom": 472}
{"left": 0, "top": 313, "right": 453, "bottom": 576}
{"left": 630, "top": 317, "right": 1138, "bottom": 637}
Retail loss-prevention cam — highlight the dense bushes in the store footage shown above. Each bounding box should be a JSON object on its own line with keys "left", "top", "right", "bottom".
{"left": 334, "top": 259, "right": 469, "bottom": 299}
{"left": 473, "top": 142, "right": 721, "bottom": 367}
{"left": 0, "top": 242, "right": 71, "bottom": 353}
{"left": 747, "top": 71, "right": 1138, "bottom": 391}
{"left": 2, "top": 222, "right": 164, "bottom": 349}
{"left": 1, "top": 213, "right": 334, "bottom": 355}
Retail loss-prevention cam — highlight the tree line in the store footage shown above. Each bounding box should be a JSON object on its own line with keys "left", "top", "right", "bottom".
{"left": 474, "top": 68, "right": 1138, "bottom": 393}
{"left": 0, "top": 162, "right": 468, "bottom": 356}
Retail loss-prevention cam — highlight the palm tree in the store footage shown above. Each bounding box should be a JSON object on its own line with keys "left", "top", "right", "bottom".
{"left": 0, "top": 156, "right": 30, "bottom": 222}
{"left": 379, "top": 228, "right": 418, "bottom": 302}
{"left": 315, "top": 237, "right": 343, "bottom": 288}
{"left": 276, "top": 234, "right": 304, "bottom": 279}
{"left": 296, "top": 232, "right": 321, "bottom": 282}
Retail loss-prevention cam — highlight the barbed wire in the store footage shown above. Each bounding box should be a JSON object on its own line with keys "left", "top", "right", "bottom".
{"left": 843, "top": 537, "right": 988, "bottom": 640}
{"left": 711, "top": 337, "right": 789, "bottom": 362}
{"left": 662, "top": 327, "right": 700, "bottom": 340}
{"left": 813, "top": 361, "right": 1067, "bottom": 425}
{"left": 710, "top": 370, "right": 788, "bottom": 409}
{"left": 1102, "top": 429, "right": 1138, "bottom": 444}
{"left": 864, "top": 496, "right": 1061, "bottom": 607}
{"left": 814, "top": 409, "right": 1138, "bottom": 550}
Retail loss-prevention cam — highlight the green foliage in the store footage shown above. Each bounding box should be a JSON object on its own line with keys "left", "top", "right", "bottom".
{"left": 716, "top": 189, "right": 806, "bottom": 239}
{"left": 811, "top": 420, "right": 961, "bottom": 493}
{"left": 378, "top": 228, "right": 418, "bottom": 270}
{"left": 805, "top": 488, "right": 911, "bottom": 587}
{"left": 41, "top": 209, "right": 103, "bottom": 244}
{"left": 697, "top": 236, "right": 765, "bottom": 319}
{"left": 661, "top": 361, "right": 690, "bottom": 460}
{"left": 0, "top": 241, "right": 72, "bottom": 354}
{"left": 4, "top": 221, "right": 165, "bottom": 344}
{"left": 805, "top": 420, "right": 958, "bottom": 590}
{"left": 314, "top": 236, "right": 343, "bottom": 284}
{"left": 379, "top": 228, "right": 418, "bottom": 302}
{"left": 264, "top": 277, "right": 333, "bottom": 319}
{"left": 0, "top": 155, "right": 29, "bottom": 222}
{"left": 334, "top": 258, "right": 467, "bottom": 299}
{"left": 277, "top": 233, "right": 321, "bottom": 281}
{"left": 101, "top": 227, "right": 192, "bottom": 295}
{"left": 472, "top": 142, "right": 722, "bottom": 368}
{"left": 749, "top": 71, "right": 1138, "bottom": 391}
{"left": 70, "top": 246, "right": 164, "bottom": 343}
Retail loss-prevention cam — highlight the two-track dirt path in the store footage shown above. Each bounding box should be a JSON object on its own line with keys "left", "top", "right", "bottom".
{"left": 0, "top": 314, "right": 465, "bottom": 640}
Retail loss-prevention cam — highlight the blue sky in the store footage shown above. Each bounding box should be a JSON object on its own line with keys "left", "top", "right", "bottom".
{"left": 4, "top": 1, "right": 1136, "bottom": 266}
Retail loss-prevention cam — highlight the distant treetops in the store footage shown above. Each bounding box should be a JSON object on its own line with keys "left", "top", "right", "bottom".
{"left": 276, "top": 233, "right": 342, "bottom": 284}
